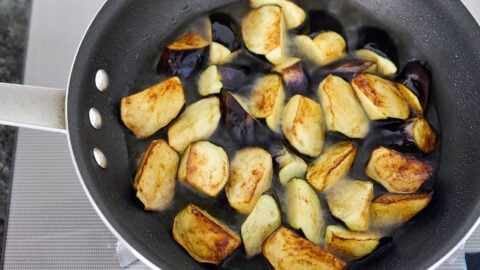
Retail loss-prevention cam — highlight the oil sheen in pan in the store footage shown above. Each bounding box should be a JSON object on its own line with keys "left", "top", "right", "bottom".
{"left": 121, "top": 0, "right": 441, "bottom": 268}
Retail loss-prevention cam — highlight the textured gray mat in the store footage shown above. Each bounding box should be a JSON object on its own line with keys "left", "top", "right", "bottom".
{"left": 3, "top": 0, "right": 480, "bottom": 269}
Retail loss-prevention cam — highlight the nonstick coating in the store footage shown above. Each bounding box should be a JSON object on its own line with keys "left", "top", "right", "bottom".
{"left": 67, "top": 0, "right": 480, "bottom": 269}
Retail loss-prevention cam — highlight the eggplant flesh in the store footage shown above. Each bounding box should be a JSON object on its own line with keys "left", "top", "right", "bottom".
{"left": 396, "top": 60, "right": 432, "bottom": 110}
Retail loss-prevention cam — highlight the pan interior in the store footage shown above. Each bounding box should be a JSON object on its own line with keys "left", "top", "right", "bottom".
{"left": 67, "top": 0, "right": 480, "bottom": 269}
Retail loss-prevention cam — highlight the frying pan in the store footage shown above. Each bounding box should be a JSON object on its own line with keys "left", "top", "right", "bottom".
{"left": 0, "top": 0, "right": 479, "bottom": 269}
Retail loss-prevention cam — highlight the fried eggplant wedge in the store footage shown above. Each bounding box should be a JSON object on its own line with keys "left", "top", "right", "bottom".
{"left": 172, "top": 204, "right": 241, "bottom": 265}
{"left": 325, "top": 225, "right": 381, "bottom": 260}
{"left": 241, "top": 193, "right": 282, "bottom": 258}
{"left": 242, "top": 5, "right": 288, "bottom": 65}
{"left": 294, "top": 32, "right": 346, "bottom": 66}
{"left": 249, "top": 73, "right": 286, "bottom": 132}
{"left": 371, "top": 192, "right": 433, "bottom": 229}
{"left": 168, "top": 96, "right": 221, "bottom": 153}
{"left": 319, "top": 74, "right": 370, "bottom": 139}
{"left": 120, "top": 77, "right": 185, "bottom": 138}
{"left": 351, "top": 73, "right": 410, "bottom": 120}
{"left": 274, "top": 145, "right": 308, "bottom": 185}
{"left": 225, "top": 147, "right": 273, "bottom": 214}
{"left": 282, "top": 94, "right": 325, "bottom": 157}
{"left": 134, "top": 139, "right": 179, "bottom": 211}
{"left": 249, "top": 0, "right": 306, "bottom": 30}
{"left": 365, "top": 146, "right": 434, "bottom": 193}
{"left": 272, "top": 57, "right": 310, "bottom": 96}
{"left": 325, "top": 180, "right": 374, "bottom": 231}
{"left": 177, "top": 141, "right": 229, "bottom": 197}
{"left": 197, "top": 65, "right": 223, "bottom": 96}
{"left": 263, "top": 227, "right": 348, "bottom": 270}
{"left": 286, "top": 178, "right": 324, "bottom": 244}
{"left": 306, "top": 141, "right": 357, "bottom": 192}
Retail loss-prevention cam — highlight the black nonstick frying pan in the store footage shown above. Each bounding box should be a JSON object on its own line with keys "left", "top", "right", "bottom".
{"left": 1, "top": 0, "right": 480, "bottom": 269}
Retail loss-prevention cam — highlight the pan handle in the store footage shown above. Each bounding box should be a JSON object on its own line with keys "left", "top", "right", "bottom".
{"left": 0, "top": 82, "right": 66, "bottom": 134}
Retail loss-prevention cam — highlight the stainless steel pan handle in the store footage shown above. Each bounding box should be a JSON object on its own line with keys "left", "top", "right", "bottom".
{"left": 0, "top": 83, "right": 66, "bottom": 133}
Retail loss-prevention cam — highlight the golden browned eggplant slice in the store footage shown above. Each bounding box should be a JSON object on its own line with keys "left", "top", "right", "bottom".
{"left": 120, "top": 77, "right": 185, "bottom": 138}
{"left": 210, "top": 41, "right": 236, "bottom": 65}
{"left": 318, "top": 74, "right": 370, "bottom": 139}
{"left": 282, "top": 94, "right": 325, "bottom": 157}
{"left": 168, "top": 96, "right": 221, "bottom": 153}
{"left": 263, "top": 227, "right": 348, "bottom": 270}
{"left": 306, "top": 141, "right": 357, "bottom": 191}
{"left": 351, "top": 73, "right": 410, "bottom": 120}
{"left": 286, "top": 178, "right": 324, "bottom": 244}
{"left": 197, "top": 65, "right": 223, "bottom": 96}
{"left": 312, "top": 31, "right": 347, "bottom": 64}
{"left": 396, "top": 82, "right": 424, "bottom": 116}
{"left": 172, "top": 204, "right": 241, "bottom": 265}
{"left": 380, "top": 117, "right": 437, "bottom": 154}
{"left": 365, "top": 146, "right": 434, "bottom": 193}
{"left": 325, "top": 180, "right": 374, "bottom": 231}
{"left": 242, "top": 5, "right": 287, "bottom": 65}
{"left": 325, "top": 225, "right": 381, "bottom": 260}
{"left": 225, "top": 147, "right": 273, "bottom": 214}
{"left": 371, "top": 192, "right": 433, "bottom": 229}
{"left": 241, "top": 194, "right": 282, "bottom": 258}
{"left": 249, "top": 73, "right": 285, "bottom": 132}
{"left": 177, "top": 141, "right": 229, "bottom": 197}
{"left": 274, "top": 145, "right": 307, "bottom": 185}
{"left": 354, "top": 49, "right": 397, "bottom": 76}
{"left": 157, "top": 32, "right": 210, "bottom": 79}
{"left": 249, "top": 0, "right": 306, "bottom": 30}
{"left": 134, "top": 139, "right": 179, "bottom": 211}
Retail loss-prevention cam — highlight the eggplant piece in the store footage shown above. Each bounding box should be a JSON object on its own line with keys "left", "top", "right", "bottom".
{"left": 294, "top": 32, "right": 346, "bottom": 67}
{"left": 371, "top": 192, "right": 433, "bottom": 229}
{"left": 325, "top": 225, "right": 381, "bottom": 260}
{"left": 313, "top": 59, "right": 377, "bottom": 82}
{"left": 241, "top": 193, "right": 282, "bottom": 258}
{"left": 303, "top": 10, "right": 345, "bottom": 38}
{"left": 218, "top": 65, "right": 255, "bottom": 93}
{"left": 168, "top": 96, "right": 221, "bottom": 153}
{"left": 351, "top": 73, "right": 410, "bottom": 120}
{"left": 157, "top": 32, "right": 209, "bottom": 79}
{"left": 249, "top": 74, "right": 286, "bottom": 132}
{"left": 197, "top": 65, "right": 222, "bottom": 96}
{"left": 120, "top": 77, "right": 185, "bottom": 138}
{"left": 172, "top": 204, "right": 241, "bottom": 265}
{"left": 282, "top": 94, "right": 325, "bottom": 157}
{"left": 306, "top": 141, "right": 358, "bottom": 192}
{"left": 396, "top": 60, "right": 432, "bottom": 113}
{"left": 325, "top": 180, "right": 374, "bottom": 232}
{"left": 263, "top": 227, "right": 348, "bottom": 270}
{"left": 177, "top": 141, "right": 229, "bottom": 197}
{"left": 274, "top": 145, "right": 308, "bottom": 185}
{"left": 365, "top": 146, "right": 435, "bottom": 193}
{"left": 242, "top": 5, "right": 288, "bottom": 65}
{"left": 249, "top": 0, "right": 307, "bottom": 30}
{"left": 209, "top": 13, "right": 241, "bottom": 52}
{"left": 272, "top": 57, "right": 311, "bottom": 96}
{"left": 210, "top": 41, "right": 237, "bottom": 65}
{"left": 134, "top": 140, "right": 179, "bottom": 212}
{"left": 221, "top": 90, "right": 277, "bottom": 147}
{"left": 286, "top": 178, "right": 324, "bottom": 244}
{"left": 379, "top": 117, "right": 437, "bottom": 154}
{"left": 354, "top": 26, "right": 398, "bottom": 76}
{"left": 225, "top": 147, "right": 273, "bottom": 214}
{"left": 396, "top": 83, "right": 424, "bottom": 117}
{"left": 318, "top": 74, "right": 370, "bottom": 139}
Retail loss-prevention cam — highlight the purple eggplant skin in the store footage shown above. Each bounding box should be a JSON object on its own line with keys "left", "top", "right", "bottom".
{"left": 221, "top": 90, "right": 278, "bottom": 147}
{"left": 356, "top": 26, "right": 398, "bottom": 66}
{"left": 312, "top": 59, "right": 376, "bottom": 82}
{"left": 395, "top": 60, "right": 432, "bottom": 110}
{"left": 209, "top": 13, "right": 242, "bottom": 52}
{"left": 302, "top": 10, "right": 345, "bottom": 38}
{"left": 157, "top": 47, "right": 208, "bottom": 79}
{"left": 217, "top": 65, "right": 255, "bottom": 94}
{"left": 273, "top": 59, "right": 311, "bottom": 96}
{"left": 379, "top": 118, "right": 437, "bottom": 154}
